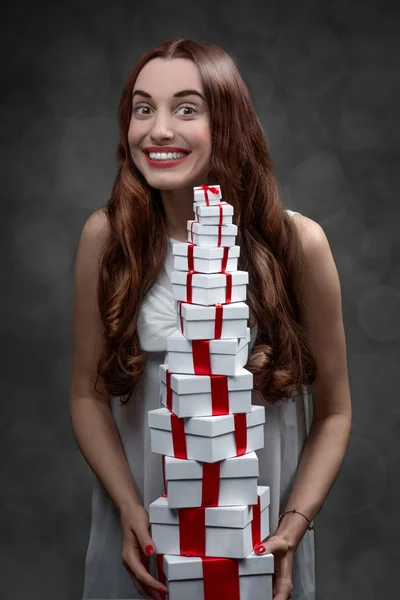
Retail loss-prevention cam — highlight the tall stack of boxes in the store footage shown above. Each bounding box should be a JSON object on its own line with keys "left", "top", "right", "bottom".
{"left": 148, "top": 184, "right": 274, "bottom": 599}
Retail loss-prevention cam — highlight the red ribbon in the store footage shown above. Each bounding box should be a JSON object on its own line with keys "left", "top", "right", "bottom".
{"left": 166, "top": 369, "right": 172, "bottom": 411}
{"left": 199, "top": 184, "right": 220, "bottom": 206}
{"left": 202, "top": 557, "right": 240, "bottom": 600}
{"left": 218, "top": 203, "right": 223, "bottom": 226}
{"left": 190, "top": 220, "right": 198, "bottom": 243}
{"left": 179, "top": 301, "right": 186, "bottom": 335}
{"left": 186, "top": 272, "right": 194, "bottom": 303}
{"left": 192, "top": 339, "right": 212, "bottom": 374}
{"left": 234, "top": 413, "right": 247, "bottom": 456}
{"left": 225, "top": 272, "right": 232, "bottom": 302}
{"left": 210, "top": 375, "right": 229, "bottom": 415}
{"left": 187, "top": 244, "right": 195, "bottom": 271}
{"left": 171, "top": 413, "right": 188, "bottom": 459}
{"left": 178, "top": 507, "right": 206, "bottom": 556}
{"left": 221, "top": 246, "right": 229, "bottom": 272}
{"left": 251, "top": 493, "right": 261, "bottom": 548}
{"left": 214, "top": 304, "right": 223, "bottom": 339}
{"left": 156, "top": 554, "right": 167, "bottom": 598}
{"left": 201, "top": 461, "right": 221, "bottom": 507}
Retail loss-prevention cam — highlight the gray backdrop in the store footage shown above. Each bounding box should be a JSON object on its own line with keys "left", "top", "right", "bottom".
{"left": 2, "top": 0, "right": 399, "bottom": 598}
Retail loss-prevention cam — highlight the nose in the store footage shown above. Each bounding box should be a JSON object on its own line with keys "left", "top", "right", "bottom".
{"left": 149, "top": 109, "right": 174, "bottom": 143}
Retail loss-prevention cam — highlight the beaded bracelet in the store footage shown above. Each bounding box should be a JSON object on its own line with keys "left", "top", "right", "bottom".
{"left": 278, "top": 509, "right": 314, "bottom": 531}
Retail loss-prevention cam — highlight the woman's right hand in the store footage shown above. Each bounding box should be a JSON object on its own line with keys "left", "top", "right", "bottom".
{"left": 120, "top": 504, "right": 168, "bottom": 600}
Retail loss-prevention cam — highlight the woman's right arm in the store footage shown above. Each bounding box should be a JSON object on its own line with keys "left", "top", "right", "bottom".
{"left": 69, "top": 208, "right": 141, "bottom": 516}
{"left": 69, "top": 209, "right": 167, "bottom": 599}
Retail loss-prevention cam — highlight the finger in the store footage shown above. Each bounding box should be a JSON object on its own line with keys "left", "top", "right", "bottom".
{"left": 273, "top": 593, "right": 292, "bottom": 600}
{"left": 255, "top": 536, "right": 289, "bottom": 556}
{"left": 273, "top": 575, "right": 293, "bottom": 600}
{"left": 123, "top": 555, "right": 168, "bottom": 595}
{"left": 133, "top": 513, "right": 157, "bottom": 559}
{"left": 130, "top": 574, "right": 147, "bottom": 598}
{"left": 131, "top": 574, "right": 164, "bottom": 600}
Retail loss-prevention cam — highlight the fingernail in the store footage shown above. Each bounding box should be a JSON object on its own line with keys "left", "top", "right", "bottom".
{"left": 144, "top": 544, "right": 154, "bottom": 556}
{"left": 254, "top": 543, "right": 266, "bottom": 554}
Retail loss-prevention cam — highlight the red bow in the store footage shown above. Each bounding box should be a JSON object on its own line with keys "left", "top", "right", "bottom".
{"left": 199, "top": 184, "right": 220, "bottom": 206}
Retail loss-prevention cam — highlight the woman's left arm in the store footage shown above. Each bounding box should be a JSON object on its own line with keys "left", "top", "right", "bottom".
{"left": 274, "top": 215, "right": 352, "bottom": 550}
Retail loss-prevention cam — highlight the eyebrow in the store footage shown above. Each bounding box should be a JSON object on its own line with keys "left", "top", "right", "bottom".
{"left": 132, "top": 89, "right": 205, "bottom": 100}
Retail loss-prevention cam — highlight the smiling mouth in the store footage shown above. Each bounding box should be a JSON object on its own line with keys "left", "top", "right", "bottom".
{"left": 143, "top": 150, "right": 192, "bottom": 157}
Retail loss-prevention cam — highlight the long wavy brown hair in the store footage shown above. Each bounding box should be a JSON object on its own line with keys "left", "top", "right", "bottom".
{"left": 96, "top": 38, "right": 317, "bottom": 405}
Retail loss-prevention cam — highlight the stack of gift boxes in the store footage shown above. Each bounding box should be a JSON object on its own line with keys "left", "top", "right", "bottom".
{"left": 147, "top": 184, "right": 274, "bottom": 599}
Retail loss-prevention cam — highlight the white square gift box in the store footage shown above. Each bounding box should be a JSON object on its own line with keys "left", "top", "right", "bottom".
{"left": 172, "top": 242, "right": 240, "bottom": 274}
{"left": 148, "top": 404, "right": 265, "bottom": 463}
{"left": 166, "top": 328, "right": 251, "bottom": 377}
{"left": 193, "top": 184, "right": 223, "bottom": 205}
{"left": 149, "top": 485, "right": 270, "bottom": 559}
{"left": 171, "top": 270, "right": 248, "bottom": 306}
{"left": 159, "top": 364, "right": 253, "bottom": 418}
{"left": 192, "top": 201, "right": 233, "bottom": 226}
{"left": 163, "top": 452, "right": 259, "bottom": 509}
{"left": 176, "top": 300, "right": 249, "bottom": 340}
{"left": 188, "top": 220, "right": 237, "bottom": 247}
{"left": 158, "top": 551, "right": 274, "bottom": 600}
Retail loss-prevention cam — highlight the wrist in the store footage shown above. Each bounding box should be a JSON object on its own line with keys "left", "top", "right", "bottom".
{"left": 117, "top": 496, "right": 144, "bottom": 518}
{"left": 274, "top": 510, "right": 313, "bottom": 551}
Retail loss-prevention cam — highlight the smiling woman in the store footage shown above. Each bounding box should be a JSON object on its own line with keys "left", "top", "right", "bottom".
{"left": 70, "top": 37, "right": 351, "bottom": 600}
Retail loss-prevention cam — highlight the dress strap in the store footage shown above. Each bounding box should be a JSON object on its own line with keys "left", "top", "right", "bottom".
{"left": 285, "top": 209, "right": 301, "bottom": 218}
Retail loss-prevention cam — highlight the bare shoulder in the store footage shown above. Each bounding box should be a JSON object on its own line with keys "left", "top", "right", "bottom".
{"left": 81, "top": 207, "right": 111, "bottom": 245}
{"left": 289, "top": 213, "right": 327, "bottom": 256}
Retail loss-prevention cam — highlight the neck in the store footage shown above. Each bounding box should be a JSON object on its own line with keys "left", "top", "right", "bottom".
{"left": 162, "top": 185, "right": 194, "bottom": 241}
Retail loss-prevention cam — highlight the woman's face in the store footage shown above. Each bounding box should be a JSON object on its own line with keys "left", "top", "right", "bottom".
{"left": 128, "top": 57, "right": 212, "bottom": 190}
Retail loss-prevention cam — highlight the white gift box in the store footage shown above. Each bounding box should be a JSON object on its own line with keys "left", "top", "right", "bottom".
{"left": 192, "top": 201, "right": 233, "bottom": 226}
{"left": 177, "top": 301, "right": 249, "bottom": 340}
{"left": 172, "top": 243, "right": 240, "bottom": 274}
{"left": 159, "top": 364, "right": 253, "bottom": 418}
{"left": 193, "top": 184, "right": 222, "bottom": 205}
{"left": 150, "top": 486, "right": 270, "bottom": 559}
{"left": 166, "top": 328, "right": 250, "bottom": 376}
{"left": 160, "top": 551, "right": 274, "bottom": 600}
{"left": 171, "top": 270, "right": 248, "bottom": 306}
{"left": 164, "top": 452, "right": 259, "bottom": 509}
{"left": 188, "top": 220, "right": 237, "bottom": 247}
{"left": 148, "top": 404, "right": 265, "bottom": 463}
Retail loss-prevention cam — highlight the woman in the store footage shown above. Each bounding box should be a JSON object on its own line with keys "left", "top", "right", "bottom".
{"left": 70, "top": 38, "right": 352, "bottom": 600}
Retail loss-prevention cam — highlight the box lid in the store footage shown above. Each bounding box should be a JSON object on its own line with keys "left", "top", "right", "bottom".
{"left": 167, "top": 327, "right": 250, "bottom": 355}
{"left": 192, "top": 202, "right": 233, "bottom": 217}
{"left": 193, "top": 184, "right": 222, "bottom": 201}
{"left": 163, "top": 550, "right": 274, "bottom": 580}
{"left": 164, "top": 451, "right": 259, "bottom": 481}
{"left": 179, "top": 301, "right": 249, "bottom": 322}
{"left": 172, "top": 243, "right": 240, "bottom": 259}
{"left": 188, "top": 220, "right": 238, "bottom": 236}
{"left": 171, "top": 269, "right": 248, "bottom": 289}
{"left": 150, "top": 486, "right": 269, "bottom": 529}
{"left": 159, "top": 364, "right": 253, "bottom": 394}
{"left": 148, "top": 403, "right": 265, "bottom": 438}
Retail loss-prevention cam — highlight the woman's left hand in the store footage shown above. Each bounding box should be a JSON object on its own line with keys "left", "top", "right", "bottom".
{"left": 254, "top": 535, "right": 294, "bottom": 600}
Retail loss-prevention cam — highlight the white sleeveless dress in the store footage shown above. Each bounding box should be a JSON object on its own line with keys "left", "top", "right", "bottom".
{"left": 81, "top": 210, "right": 316, "bottom": 600}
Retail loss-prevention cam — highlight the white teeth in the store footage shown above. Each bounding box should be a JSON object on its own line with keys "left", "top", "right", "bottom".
{"left": 148, "top": 151, "right": 189, "bottom": 160}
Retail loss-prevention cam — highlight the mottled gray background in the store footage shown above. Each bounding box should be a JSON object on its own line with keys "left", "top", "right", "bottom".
{"left": 2, "top": 0, "right": 399, "bottom": 598}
